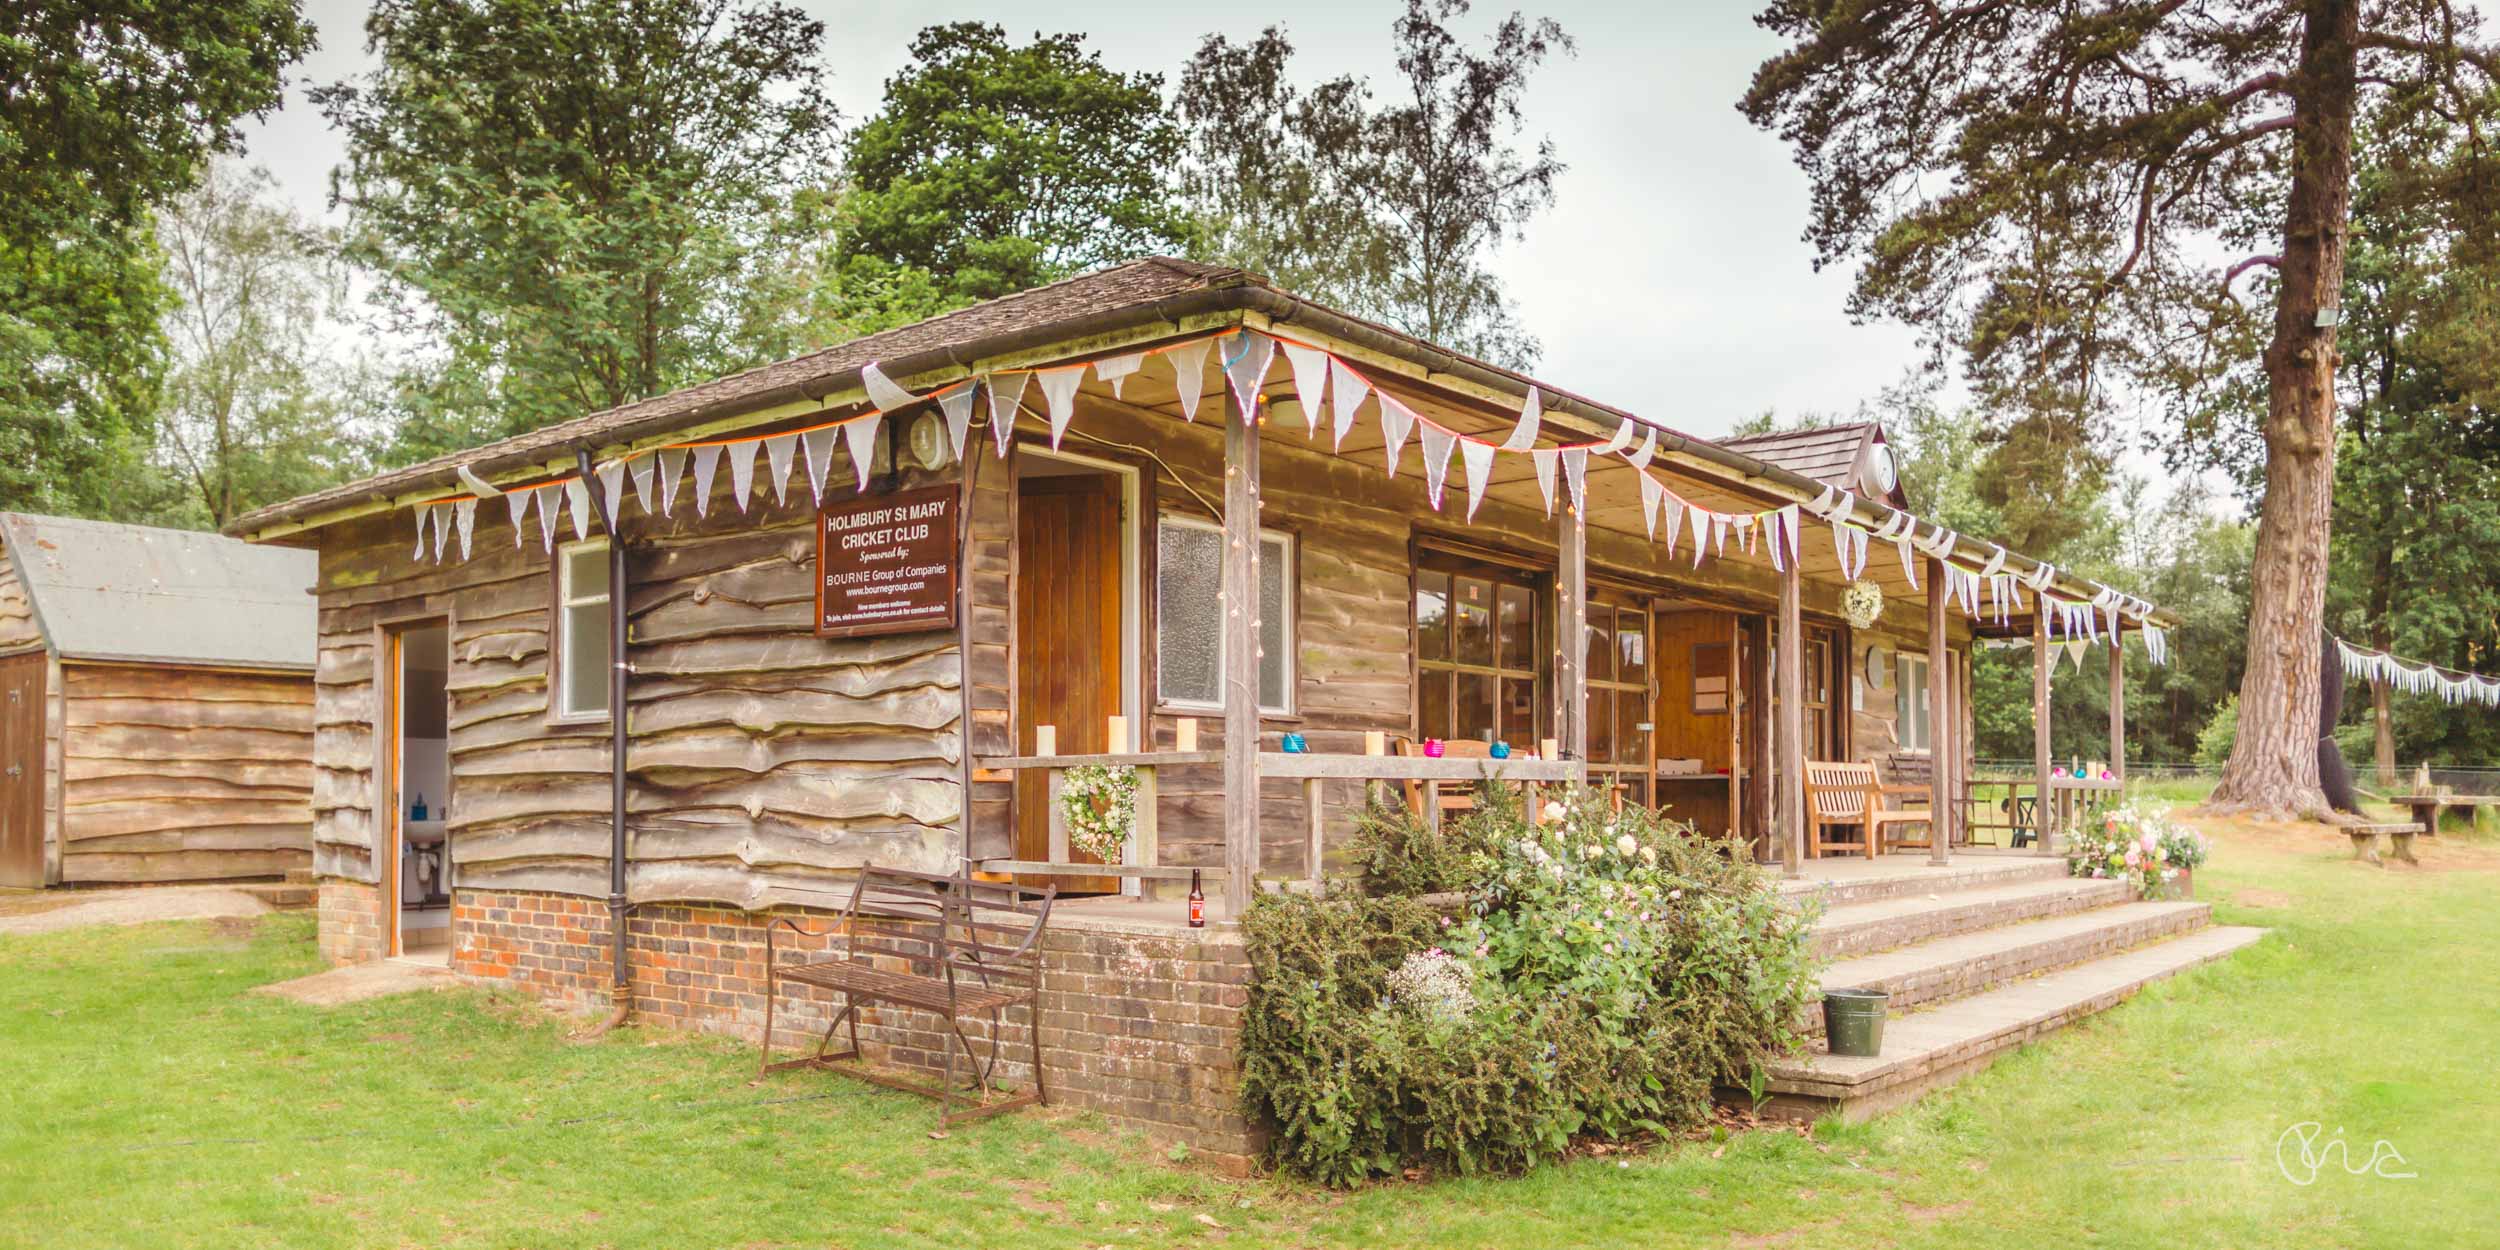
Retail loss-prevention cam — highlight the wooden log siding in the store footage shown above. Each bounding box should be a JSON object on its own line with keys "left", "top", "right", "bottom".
{"left": 56, "top": 663, "right": 313, "bottom": 882}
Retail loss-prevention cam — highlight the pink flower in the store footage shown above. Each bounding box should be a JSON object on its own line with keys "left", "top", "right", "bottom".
{"left": 2140, "top": 832, "right": 2158, "bottom": 854}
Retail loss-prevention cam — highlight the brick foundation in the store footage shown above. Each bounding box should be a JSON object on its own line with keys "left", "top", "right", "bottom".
{"left": 447, "top": 888, "right": 1262, "bottom": 1169}
{"left": 316, "top": 879, "right": 385, "bottom": 965}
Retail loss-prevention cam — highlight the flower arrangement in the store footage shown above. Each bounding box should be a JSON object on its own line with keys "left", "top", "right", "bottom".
{"left": 2068, "top": 800, "right": 2204, "bottom": 898}
{"left": 1383, "top": 948, "right": 1478, "bottom": 1025}
{"left": 1842, "top": 579, "right": 1884, "bottom": 628}
{"left": 1057, "top": 763, "right": 1138, "bottom": 865}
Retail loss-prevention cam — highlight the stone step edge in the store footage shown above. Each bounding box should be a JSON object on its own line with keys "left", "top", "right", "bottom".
{"left": 1776, "top": 855, "right": 2068, "bottom": 907}
{"left": 1808, "top": 877, "right": 2137, "bottom": 959}
{"left": 1764, "top": 925, "right": 2267, "bottom": 1106}
{"left": 1803, "top": 900, "right": 2212, "bottom": 1031}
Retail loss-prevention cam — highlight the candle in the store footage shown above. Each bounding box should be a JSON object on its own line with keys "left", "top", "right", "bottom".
{"left": 1107, "top": 714, "right": 1130, "bottom": 755}
{"left": 1176, "top": 717, "right": 1197, "bottom": 752}
{"left": 1540, "top": 738, "right": 1559, "bottom": 760}
{"left": 1035, "top": 724, "right": 1056, "bottom": 756}
{"left": 1364, "top": 730, "right": 1386, "bottom": 757}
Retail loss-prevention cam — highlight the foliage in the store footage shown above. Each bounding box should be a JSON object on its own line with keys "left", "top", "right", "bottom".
{"left": 2067, "top": 801, "right": 2204, "bottom": 899}
{"left": 1239, "top": 787, "right": 1818, "bottom": 1185}
{"left": 838, "top": 23, "right": 1189, "bottom": 312}
{"left": 1340, "top": 791, "right": 1491, "bottom": 896}
{"left": 1057, "top": 763, "right": 1139, "bottom": 866}
{"left": 315, "top": 0, "right": 840, "bottom": 459}
{"left": 1177, "top": 1, "right": 1573, "bottom": 367}
{"left": 2197, "top": 697, "right": 2241, "bottom": 774}
{"left": 0, "top": 0, "right": 314, "bottom": 519}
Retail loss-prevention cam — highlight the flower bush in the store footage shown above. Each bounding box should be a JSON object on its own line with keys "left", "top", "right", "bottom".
{"left": 2067, "top": 800, "right": 2206, "bottom": 898}
{"left": 1239, "top": 784, "right": 1821, "bottom": 1185}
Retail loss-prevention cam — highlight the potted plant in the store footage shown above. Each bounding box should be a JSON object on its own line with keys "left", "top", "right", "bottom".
{"left": 2066, "top": 800, "right": 2207, "bottom": 899}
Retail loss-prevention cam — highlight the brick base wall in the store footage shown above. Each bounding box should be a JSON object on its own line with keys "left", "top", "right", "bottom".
{"left": 316, "top": 879, "right": 384, "bottom": 965}
{"left": 448, "top": 888, "right": 1262, "bottom": 1169}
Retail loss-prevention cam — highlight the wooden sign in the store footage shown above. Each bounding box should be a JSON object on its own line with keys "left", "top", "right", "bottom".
{"left": 815, "top": 484, "right": 959, "bottom": 638}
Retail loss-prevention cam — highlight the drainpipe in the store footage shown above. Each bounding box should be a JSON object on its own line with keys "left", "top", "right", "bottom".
{"left": 575, "top": 447, "right": 633, "bottom": 1037}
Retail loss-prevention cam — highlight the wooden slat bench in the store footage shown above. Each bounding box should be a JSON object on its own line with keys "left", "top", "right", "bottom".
{"left": 1805, "top": 761, "right": 1933, "bottom": 859}
{"left": 760, "top": 865, "right": 1056, "bottom": 1125}
{"left": 2345, "top": 822, "right": 2425, "bottom": 867}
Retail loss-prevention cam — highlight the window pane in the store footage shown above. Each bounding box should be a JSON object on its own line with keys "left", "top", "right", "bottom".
{"left": 1157, "top": 521, "right": 1223, "bottom": 705}
{"left": 1259, "top": 535, "right": 1289, "bottom": 710}
{"left": 1500, "top": 677, "right": 1537, "bottom": 749}
{"left": 565, "top": 602, "right": 609, "bottom": 714}
{"left": 1588, "top": 689, "right": 1614, "bottom": 763}
{"left": 1416, "top": 571, "right": 1450, "bottom": 663}
{"left": 1419, "top": 670, "right": 1451, "bottom": 742}
{"left": 1454, "top": 578, "right": 1493, "bottom": 666}
{"left": 1618, "top": 613, "right": 1648, "bottom": 688}
{"left": 1618, "top": 693, "right": 1647, "bottom": 768}
{"left": 1620, "top": 775, "right": 1649, "bottom": 810}
{"left": 567, "top": 544, "right": 609, "bottom": 600}
{"left": 1496, "top": 583, "right": 1534, "bottom": 671}
{"left": 1586, "top": 612, "right": 1615, "bottom": 684}
{"left": 1455, "top": 672, "right": 1496, "bottom": 744}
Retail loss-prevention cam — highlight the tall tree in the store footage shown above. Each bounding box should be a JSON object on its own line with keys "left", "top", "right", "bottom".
{"left": 1742, "top": 0, "right": 2500, "bottom": 817}
{"left": 0, "top": 0, "right": 314, "bottom": 518}
{"left": 838, "top": 23, "right": 1189, "bottom": 309}
{"left": 1178, "top": 1, "right": 1573, "bottom": 368}
{"left": 315, "top": 0, "right": 839, "bottom": 457}
{"left": 156, "top": 162, "right": 367, "bottom": 528}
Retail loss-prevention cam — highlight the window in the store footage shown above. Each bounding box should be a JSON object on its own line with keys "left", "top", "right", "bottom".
{"left": 556, "top": 539, "right": 611, "bottom": 719}
{"left": 1896, "top": 651, "right": 1933, "bottom": 751}
{"left": 1156, "top": 515, "right": 1293, "bottom": 713}
{"left": 1586, "top": 595, "right": 1652, "bottom": 807}
{"left": 1414, "top": 556, "right": 1544, "bottom": 748}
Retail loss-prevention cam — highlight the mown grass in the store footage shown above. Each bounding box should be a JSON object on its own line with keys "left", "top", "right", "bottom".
{"left": 3, "top": 815, "right": 2492, "bottom": 1249}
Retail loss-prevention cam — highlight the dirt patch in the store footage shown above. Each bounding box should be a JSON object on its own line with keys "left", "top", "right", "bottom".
{"left": 254, "top": 960, "right": 456, "bottom": 1006}
{"left": 0, "top": 886, "right": 270, "bottom": 936}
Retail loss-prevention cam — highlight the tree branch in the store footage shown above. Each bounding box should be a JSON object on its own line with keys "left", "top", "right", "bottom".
{"left": 2222, "top": 253, "right": 2281, "bottom": 295}
{"left": 2358, "top": 30, "right": 2500, "bottom": 79}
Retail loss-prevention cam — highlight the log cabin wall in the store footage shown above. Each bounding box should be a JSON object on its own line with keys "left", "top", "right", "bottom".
{"left": 0, "top": 544, "right": 60, "bottom": 881}
{"left": 55, "top": 662, "right": 314, "bottom": 883}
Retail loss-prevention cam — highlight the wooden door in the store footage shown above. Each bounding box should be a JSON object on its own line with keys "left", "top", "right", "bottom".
{"left": 1015, "top": 473, "right": 1123, "bottom": 892}
{"left": 0, "top": 652, "right": 44, "bottom": 887}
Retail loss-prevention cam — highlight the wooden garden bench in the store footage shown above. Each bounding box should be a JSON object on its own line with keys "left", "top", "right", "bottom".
{"left": 1805, "top": 760, "right": 1933, "bottom": 859}
{"left": 2392, "top": 793, "right": 2500, "bottom": 837}
{"left": 759, "top": 865, "right": 1056, "bottom": 1125}
{"left": 2344, "top": 822, "right": 2424, "bottom": 867}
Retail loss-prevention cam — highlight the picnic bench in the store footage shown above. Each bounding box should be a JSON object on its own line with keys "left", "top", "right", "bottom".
{"left": 759, "top": 865, "right": 1056, "bottom": 1125}
{"left": 2345, "top": 822, "right": 2425, "bottom": 867}
{"left": 2391, "top": 793, "right": 2500, "bottom": 836}
{"left": 1805, "top": 760, "right": 1933, "bottom": 859}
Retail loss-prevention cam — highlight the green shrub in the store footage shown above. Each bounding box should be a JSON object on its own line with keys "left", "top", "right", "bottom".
{"left": 1239, "top": 788, "right": 1821, "bottom": 1185}
{"left": 2195, "top": 695, "right": 2238, "bottom": 771}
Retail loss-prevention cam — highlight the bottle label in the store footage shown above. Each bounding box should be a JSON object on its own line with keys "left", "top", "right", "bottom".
{"left": 1188, "top": 897, "right": 1205, "bottom": 926}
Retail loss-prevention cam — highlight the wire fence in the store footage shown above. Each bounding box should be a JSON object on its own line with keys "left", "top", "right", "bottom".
{"left": 1970, "top": 759, "right": 2500, "bottom": 794}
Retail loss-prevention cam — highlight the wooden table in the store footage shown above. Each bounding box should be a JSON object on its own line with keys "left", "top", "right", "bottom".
{"left": 2046, "top": 776, "right": 2125, "bottom": 847}
{"left": 2391, "top": 794, "right": 2500, "bottom": 837}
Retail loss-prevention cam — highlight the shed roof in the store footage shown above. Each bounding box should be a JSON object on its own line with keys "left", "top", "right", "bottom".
{"left": 0, "top": 513, "right": 316, "bottom": 671}
{"left": 1720, "top": 423, "right": 1907, "bottom": 508}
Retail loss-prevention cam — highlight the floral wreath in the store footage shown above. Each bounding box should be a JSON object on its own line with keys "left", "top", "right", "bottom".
{"left": 1842, "top": 579, "right": 1884, "bottom": 629}
{"left": 1059, "top": 763, "right": 1139, "bottom": 865}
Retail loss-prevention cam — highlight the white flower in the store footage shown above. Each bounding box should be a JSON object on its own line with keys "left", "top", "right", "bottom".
{"left": 1638, "top": 846, "right": 1657, "bottom": 865}
{"left": 1615, "top": 834, "right": 1638, "bottom": 857}
{"left": 1669, "top": 888, "right": 1684, "bottom": 901}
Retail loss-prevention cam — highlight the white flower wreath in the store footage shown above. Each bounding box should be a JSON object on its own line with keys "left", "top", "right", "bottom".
{"left": 1842, "top": 579, "right": 1884, "bottom": 629}
{"left": 1058, "top": 763, "right": 1139, "bottom": 865}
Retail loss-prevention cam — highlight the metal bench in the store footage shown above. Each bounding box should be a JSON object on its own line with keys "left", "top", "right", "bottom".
{"left": 760, "top": 865, "right": 1055, "bottom": 1125}
{"left": 2345, "top": 822, "right": 2425, "bottom": 867}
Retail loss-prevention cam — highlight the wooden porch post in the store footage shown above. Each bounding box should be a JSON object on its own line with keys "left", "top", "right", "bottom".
{"left": 2108, "top": 629, "right": 2127, "bottom": 785}
{"left": 2034, "top": 603, "right": 2055, "bottom": 854}
{"left": 1221, "top": 384, "right": 1261, "bottom": 919}
{"left": 1925, "top": 558, "right": 1951, "bottom": 866}
{"left": 1777, "top": 554, "right": 1805, "bottom": 876}
{"left": 1556, "top": 501, "right": 1588, "bottom": 763}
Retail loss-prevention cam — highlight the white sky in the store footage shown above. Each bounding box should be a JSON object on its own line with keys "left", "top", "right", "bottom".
{"left": 236, "top": 1, "right": 1934, "bottom": 441}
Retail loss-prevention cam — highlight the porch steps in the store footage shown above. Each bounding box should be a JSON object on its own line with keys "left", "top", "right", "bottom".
{"left": 1805, "top": 900, "right": 2213, "bottom": 1023}
{"left": 1776, "top": 854, "right": 2067, "bottom": 907}
{"left": 1807, "top": 876, "right": 2136, "bottom": 959}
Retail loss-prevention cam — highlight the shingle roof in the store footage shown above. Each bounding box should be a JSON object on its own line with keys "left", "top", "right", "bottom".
{"left": 0, "top": 513, "right": 316, "bottom": 671}
{"left": 1721, "top": 423, "right": 1906, "bottom": 506}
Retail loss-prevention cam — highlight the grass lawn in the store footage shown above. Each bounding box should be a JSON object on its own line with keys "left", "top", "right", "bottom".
{"left": 3, "top": 812, "right": 2493, "bottom": 1249}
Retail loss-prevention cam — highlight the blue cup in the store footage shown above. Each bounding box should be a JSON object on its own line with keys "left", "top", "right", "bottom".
{"left": 1489, "top": 741, "right": 1513, "bottom": 759}
{"left": 1281, "top": 732, "right": 1308, "bottom": 754}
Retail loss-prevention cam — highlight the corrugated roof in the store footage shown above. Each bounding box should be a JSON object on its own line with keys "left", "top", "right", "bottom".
{"left": 0, "top": 513, "right": 316, "bottom": 671}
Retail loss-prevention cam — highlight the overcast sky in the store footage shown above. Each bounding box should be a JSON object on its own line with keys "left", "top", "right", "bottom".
{"left": 238, "top": 1, "right": 1932, "bottom": 442}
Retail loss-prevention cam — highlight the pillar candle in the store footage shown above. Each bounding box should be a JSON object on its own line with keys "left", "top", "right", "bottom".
{"left": 1364, "top": 730, "right": 1385, "bottom": 756}
{"left": 1035, "top": 724, "right": 1056, "bottom": 756}
{"left": 1107, "top": 714, "right": 1130, "bottom": 755}
{"left": 1176, "top": 717, "right": 1197, "bottom": 752}
{"left": 1540, "top": 738, "right": 1559, "bottom": 760}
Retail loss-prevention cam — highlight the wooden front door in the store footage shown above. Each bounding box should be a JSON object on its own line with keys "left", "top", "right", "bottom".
{"left": 1015, "top": 473, "right": 1123, "bottom": 892}
{"left": 0, "top": 652, "right": 47, "bottom": 888}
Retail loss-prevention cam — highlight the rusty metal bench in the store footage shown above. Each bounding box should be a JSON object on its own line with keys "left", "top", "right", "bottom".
{"left": 760, "top": 865, "right": 1056, "bottom": 1125}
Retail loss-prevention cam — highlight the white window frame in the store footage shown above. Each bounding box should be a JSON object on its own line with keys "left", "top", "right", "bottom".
{"left": 555, "top": 538, "right": 612, "bottom": 721}
{"left": 1896, "top": 650, "right": 1932, "bottom": 751}
{"left": 1156, "top": 513, "right": 1294, "bottom": 716}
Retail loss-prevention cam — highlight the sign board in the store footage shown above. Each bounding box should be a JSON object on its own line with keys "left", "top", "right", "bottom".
{"left": 815, "top": 484, "right": 959, "bottom": 639}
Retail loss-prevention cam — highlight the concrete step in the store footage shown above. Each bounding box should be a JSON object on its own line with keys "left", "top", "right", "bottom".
{"left": 1808, "top": 900, "right": 2212, "bottom": 1027}
{"left": 1809, "top": 875, "right": 2137, "bottom": 959}
{"left": 236, "top": 881, "right": 316, "bottom": 910}
{"left": 1758, "top": 925, "right": 2266, "bottom": 1122}
{"left": 1777, "top": 854, "right": 2068, "bottom": 909}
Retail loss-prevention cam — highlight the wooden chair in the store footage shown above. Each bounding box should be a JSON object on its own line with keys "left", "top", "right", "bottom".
{"left": 1803, "top": 760, "right": 1934, "bottom": 860}
{"left": 1879, "top": 751, "right": 1956, "bottom": 848}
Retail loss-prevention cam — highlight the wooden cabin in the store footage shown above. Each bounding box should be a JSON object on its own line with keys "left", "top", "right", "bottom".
{"left": 227, "top": 260, "right": 2176, "bottom": 1149}
{"left": 0, "top": 513, "right": 316, "bottom": 887}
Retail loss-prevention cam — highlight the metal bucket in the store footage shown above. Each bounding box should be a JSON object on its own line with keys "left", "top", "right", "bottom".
{"left": 1822, "top": 988, "right": 1889, "bottom": 1057}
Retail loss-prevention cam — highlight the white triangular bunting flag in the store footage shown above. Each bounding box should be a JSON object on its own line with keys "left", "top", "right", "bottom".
{"left": 726, "top": 440, "right": 759, "bottom": 512}
{"left": 1688, "top": 504, "right": 1709, "bottom": 568}
{"left": 1501, "top": 386, "right": 1541, "bottom": 451}
{"left": 1896, "top": 537, "right": 1919, "bottom": 590}
{"left": 564, "top": 478, "right": 592, "bottom": 539}
{"left": 1280, "top": 343, "right": 1330, "bottom": 434}
{"left": 1460, "top": 438, "right": 1497, "bottom": 521}
{"left": 860, "top": 361, "right": 917, "bottom": 414}
{"left": 1596, "top": 421, "right": 1635, "bottom": 455}
{"left": 1781, "top": 506, "right": 1802, "bottom": 567}
{"left": 938, "top": 383, "right": 977, "bottom": 463}
{"left": 843, "top": 412, "right": 882, "bottom": 493}
{"left": 689, "top": 445, "right": 721, "bottom": 517}
{"left": 1093, "top": 351, "right": 1143, "bottom": 399}
{"left": 1767, "top": 510, "right": 1785, "bottom": 572}
{"left": 1662, "top": 496, "right": 1685, "bottom": 558}
{"left": 631, "top": 462, "right": 654, "bottom": 515}
{"left": 1036, "top": 367, "right": 1083, "bottom": 449}
{"left": 535, "top": 484, "right": 561, "bottom": 550}
{"left": 764, "top": 434, "right": 798, "bottom": 506}
{"left": 1532, "top": 448, "right": 1558, "bottom": 515}
{"left": 1167, "top": 341, "right": 1212, "bottom": 422}
{"left": 802, "top": 427, "right": 837, "bottom": 502}
{"left": 1328, "top": 358, "right": 1370, "bottom": 448}
{"left": 429, "top": 504, "right": 450, "bottom": 562}
{"left": 505, "top": 488, "right": 532, "bottom": 547}
{"left": 411, "top": 507, "right": 430, "bottom": 560}
{"left": 986, "top": 372, "right": 1028, "bottom": 456}
{"left": 1563, "top": 448, "right": 1589, "bottom": 515}
{"left": 1419, "top": 424, "right": 1456, "bottom": 510}
{"left": 1380, "top": 395, "right": 1416, "bottom": 476}
{"left": 1639, "top": 472, "right": 1665, "bottom": 540}
{"left": 658, "top": 449, "right": 687, "bottom": 517}
{"left": 454, "top": 498, "right": 477, "bottom": 560}
{"left": 1627, "top": 429, "right": 1656, "bottom": 470}
{"left": 598, "top": 462, "right": 626, "bottom": 522}
{"left": 1222, "top": 330, "right": 1274, "bottom": 420}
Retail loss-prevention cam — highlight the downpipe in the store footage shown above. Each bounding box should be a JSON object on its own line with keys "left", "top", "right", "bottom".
{"left": 571, "top": 448, "right": 634, "bottom": 1040}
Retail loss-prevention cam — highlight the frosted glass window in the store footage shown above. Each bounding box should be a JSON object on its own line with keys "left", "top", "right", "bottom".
{"left": 1897, "top": 652, "right": 1933, "bottom": 751}
{"left": 1157, "top": 516, "right": 1292, "bottom": 713}
{"left": 557, "top": 540, "right": 611, "bottom": 719}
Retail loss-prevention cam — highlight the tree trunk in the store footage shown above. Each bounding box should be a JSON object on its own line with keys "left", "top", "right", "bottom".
{"left": 2370, "top": 678, "right": 2395, "bottom": 788}
{"left": 2209, "top": 0, "right": 2359, "bottom": 820}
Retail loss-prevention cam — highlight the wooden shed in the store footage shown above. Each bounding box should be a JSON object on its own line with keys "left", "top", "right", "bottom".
{"left": 0, "top": 513, "right": 317, "bottom": 887}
